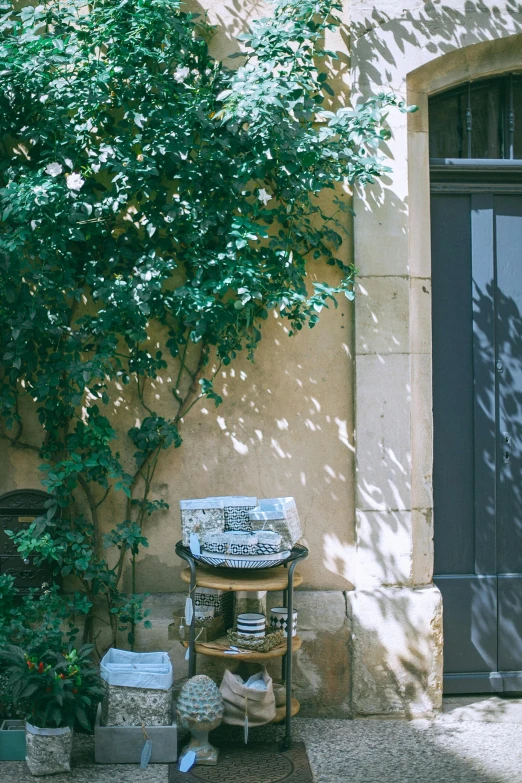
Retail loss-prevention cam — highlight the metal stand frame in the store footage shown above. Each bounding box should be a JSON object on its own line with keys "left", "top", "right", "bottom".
{"left": 176, "top": 543, "right": 308, "bottom": 749}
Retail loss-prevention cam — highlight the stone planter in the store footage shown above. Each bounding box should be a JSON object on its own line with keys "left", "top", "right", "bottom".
{"left": 94, "top": 705, "right": 177, "bottom": 764}
{"left": 25, "top": 722, "right": 72, "bottom": 776}
{"left": 0, "top": 719, "right": 26, "bottom": 761}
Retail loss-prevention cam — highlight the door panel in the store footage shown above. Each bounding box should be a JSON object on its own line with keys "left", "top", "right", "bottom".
{"left": 436, "top": 575, "right": 497, "bottom": 674}
{"left": 495, "top": 197, "right": 522, "bottom": 575}
{"left": 498, "top": 575, "right": 522, "bottom": 671}
{"left": 432, "top": 189, "right": 522, "bottom": 693}
{"left": 471, "top": 195, "right": 497, "bottom": 576}
{"left": 431, "top": 194, "right": 475, "bottom": 576}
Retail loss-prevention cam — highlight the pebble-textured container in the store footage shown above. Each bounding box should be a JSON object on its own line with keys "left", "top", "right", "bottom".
{"left": 101, "top": 681, "right": 173, "bottom": 727}
{"left": 234, "top": 590, "right": 267, "bottom": 619}
{"left": 180, "top": 498, "right": 225, "bottom": 546}
{"left": 176, "top": 675, "right": 224, "bottom": 733}
{"left": 25, "top": 724, "right": 72, "bottom": 776}
{"left": 249, "top": 497, "right": 303, "bottom": 550}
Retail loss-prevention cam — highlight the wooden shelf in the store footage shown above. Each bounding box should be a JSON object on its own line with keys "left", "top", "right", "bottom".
{"left": 182, "top": 635, "right": 302, "bottom": 660}
{"left": 180, "top": 565, "right": 303, "bottom": 592}
{"left": 272, "top": 698, "right": 300, "bottom": 723}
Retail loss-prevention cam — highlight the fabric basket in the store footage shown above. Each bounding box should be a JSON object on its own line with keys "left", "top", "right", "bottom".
{"left": 220, "top": 663, "right": 276, "bottom": 727}
{"left": 100, "top": 649, "right": 173, "bottom": 690}
{"left": 249, "top": 497, "right": 303, "bottom": 550}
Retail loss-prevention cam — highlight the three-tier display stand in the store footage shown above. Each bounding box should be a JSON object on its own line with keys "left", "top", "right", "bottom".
{"left": 175, "top": 542, "right": 308, "bottom": 749}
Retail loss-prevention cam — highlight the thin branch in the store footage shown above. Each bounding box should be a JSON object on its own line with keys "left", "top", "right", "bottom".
{"left": 0, "top": 430, "right": 41, "bottom": 452}
{"left": 77, "top": 474, "right": 102, "bottom": 557}
{"left": 94, "top": 485, "right": 111, "bottom": 509}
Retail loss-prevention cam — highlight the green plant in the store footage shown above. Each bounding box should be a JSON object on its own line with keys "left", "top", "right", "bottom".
{"left": 0, "top": 0, "right": 412, "bottom": 649}
{"left": 0, "top": 574, "right": 84, "bottom": 718}
{"left": 0, "top": 644, "right": 104, "bottom": 729}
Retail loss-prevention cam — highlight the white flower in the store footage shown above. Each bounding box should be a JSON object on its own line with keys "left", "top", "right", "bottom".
{"left": 258, "top": 188, "right": 272, "bottom": 206}
{"left": 66, "top": 172, "right": 85, "bottom": 191}
{"left": 173, "top": 66, "right": 190, "bottom": 84}
{"left": 45, "top": 162, "right": 63, "bottom": 177}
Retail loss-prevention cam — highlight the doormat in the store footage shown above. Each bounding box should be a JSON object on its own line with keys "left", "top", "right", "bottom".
{"left": 169, "top": 741, "right": 313, "bottom": 783}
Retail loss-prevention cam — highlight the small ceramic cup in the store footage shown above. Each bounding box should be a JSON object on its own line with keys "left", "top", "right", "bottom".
{"left": 270, "top": 607, "right": 297, "bottom": 638}
{"left": 237, "top": 612, "right": 266, "bottom": 637}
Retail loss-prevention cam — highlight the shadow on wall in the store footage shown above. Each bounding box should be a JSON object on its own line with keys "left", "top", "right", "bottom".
{"left": 351, "top": 1, "right": 522, "bottom": 89}
{"left": 185, "top": 0, "right": 351, "bottom": 104}
{"left": 100, "top": 298, "right": 357, "bottom": 595}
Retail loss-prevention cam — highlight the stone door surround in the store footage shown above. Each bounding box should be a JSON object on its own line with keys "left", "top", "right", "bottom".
{"left": 350, "top": 7, "right": 522, "bottom": 716}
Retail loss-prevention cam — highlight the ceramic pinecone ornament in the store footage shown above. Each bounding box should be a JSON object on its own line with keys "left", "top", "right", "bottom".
{"left": 177, "top": 675, "right": 224, "bottom": 766}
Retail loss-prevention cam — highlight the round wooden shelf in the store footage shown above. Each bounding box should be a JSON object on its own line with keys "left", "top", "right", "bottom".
{"left": 180, "top": 565, "right": 303, "bottom": 592}
{"left": 182, "top": 635, "right": 302, "bottom": 660}
{"left": 272, "top": 697, "right": 300, "bottom": 723}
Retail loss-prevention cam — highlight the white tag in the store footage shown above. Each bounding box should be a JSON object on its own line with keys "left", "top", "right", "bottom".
{"left": 179, "top": 750, "right": 196, "bottom": 772}
{"left": 189, "top": 533, "right": 201, "bottom": 556}
{"left": 185, "top": 647, "right": 190, "bottom": 660}
{"left": 185, "top": 597, "right": 193, "bottom": 625}
{"left": 224, "top": 649, "right": 239, "bottom": 655}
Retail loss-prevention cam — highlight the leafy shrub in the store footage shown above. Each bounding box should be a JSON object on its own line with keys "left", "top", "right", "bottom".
{"left": 0, "top": 0, "right": 410, "bottom": 648}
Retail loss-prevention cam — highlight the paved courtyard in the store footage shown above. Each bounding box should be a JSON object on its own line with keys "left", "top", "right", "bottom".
{"left": 3, "top": 698, "right": 522, "bottom": 783}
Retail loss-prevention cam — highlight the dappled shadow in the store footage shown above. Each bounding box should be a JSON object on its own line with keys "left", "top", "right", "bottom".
{"left": 351, "top": 1, "right": 522, "bottom": 90}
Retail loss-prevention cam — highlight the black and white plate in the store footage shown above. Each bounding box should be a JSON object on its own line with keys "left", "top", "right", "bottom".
{"left": 197, "top": 550, "right": 291, "bottom": 569}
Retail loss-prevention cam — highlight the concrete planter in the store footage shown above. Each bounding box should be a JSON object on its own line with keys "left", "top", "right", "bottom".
{"left": 25, "top": 722, "right": 72, "bottom": 776}
{"left": 0, "top": 719, "right": 26, "bottom": 761}
{"left": 94, "top": 705, "right": 177, "bottom": 764}
{"left": 101, "top": 681, "right": 173, "bottom": 727}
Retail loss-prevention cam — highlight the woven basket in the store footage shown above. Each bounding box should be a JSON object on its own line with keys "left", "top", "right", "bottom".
{"left": 226, "top": 629, "right": 284, "bottom": 652}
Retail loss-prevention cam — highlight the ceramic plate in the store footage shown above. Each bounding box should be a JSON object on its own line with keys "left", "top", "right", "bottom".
{"left": 197, "top": 550, "right": 291, "bottom": 569}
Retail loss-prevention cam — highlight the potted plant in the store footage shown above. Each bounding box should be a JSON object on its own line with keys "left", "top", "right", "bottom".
{"left": 0, "top": 644, "right": 104, "bottom": 775}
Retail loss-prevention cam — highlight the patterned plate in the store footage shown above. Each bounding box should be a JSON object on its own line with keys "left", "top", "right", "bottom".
{"left": 196, "top": 550, "right": 292, "bottom": 569}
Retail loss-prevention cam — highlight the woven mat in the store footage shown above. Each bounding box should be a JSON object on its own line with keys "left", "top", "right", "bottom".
{"left": 169, "top": 741, "right": 312, "bottom": 783}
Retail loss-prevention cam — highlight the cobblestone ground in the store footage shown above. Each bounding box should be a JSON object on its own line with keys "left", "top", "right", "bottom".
{"left": 3, "top": 698, "right": 522, "bottom": 783}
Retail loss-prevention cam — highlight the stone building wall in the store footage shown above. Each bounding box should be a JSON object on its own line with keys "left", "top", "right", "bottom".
{"left": 3, "top": 0, "right": 522, "bottom": 717}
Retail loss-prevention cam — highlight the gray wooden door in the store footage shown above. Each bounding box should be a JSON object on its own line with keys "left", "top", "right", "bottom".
{"left": 432, "top": 190, "right": 522, "bottom": 693}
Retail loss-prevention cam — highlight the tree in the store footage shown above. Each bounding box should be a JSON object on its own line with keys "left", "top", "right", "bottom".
{"left": 0, "top": 0, "right": 410, "bottom": 650}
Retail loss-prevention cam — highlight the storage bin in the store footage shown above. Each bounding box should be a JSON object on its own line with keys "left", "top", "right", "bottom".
{"left": 100, "top": 649, "right": 173, "bottom": 727}
{"left": 249, "top": 497, "right": 303, "bottom": 550}
{"left": 180, "top": 498, "right": 225, "bottom": 545}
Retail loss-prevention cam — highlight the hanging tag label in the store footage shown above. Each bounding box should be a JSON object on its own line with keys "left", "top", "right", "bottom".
{"left": 185, "top": 647, "right": 190, "bottom": 661}
{"left": 179, "top": 750, "right": 196, "bottom": 773}
{"left": 140, "top": 739, "right": 153, "bottom": 770}
{"left": 189, "top": 533, "right": 201, "bottom": 556}
{"left": 185, "top": 596, "right": 193, "bottom": 625}
{"left": 244, "top": 711, "right": 249, "bottom": 744}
